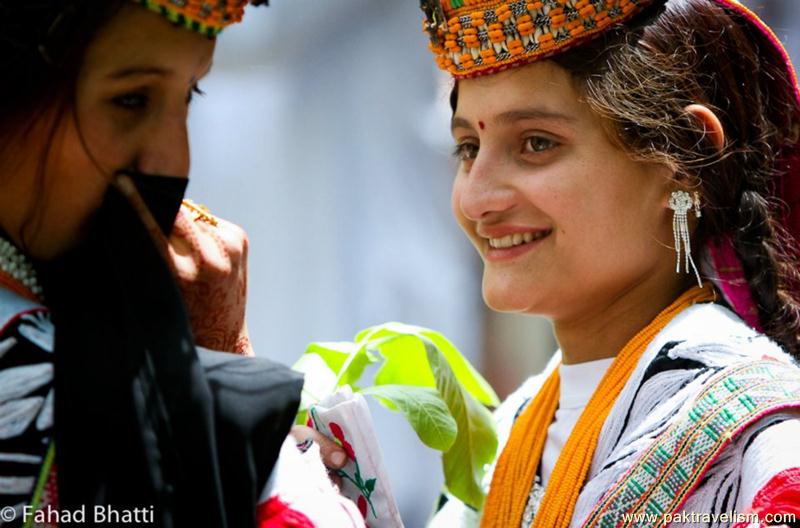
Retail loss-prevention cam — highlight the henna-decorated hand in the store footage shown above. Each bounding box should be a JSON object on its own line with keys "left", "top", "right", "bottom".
{"left": 168, "top": 201, "right": 253, "bottom": 355}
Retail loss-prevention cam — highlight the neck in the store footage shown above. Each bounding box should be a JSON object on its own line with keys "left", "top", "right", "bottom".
{"left": 553, "top": 272, "right": 694, "bottom": 365}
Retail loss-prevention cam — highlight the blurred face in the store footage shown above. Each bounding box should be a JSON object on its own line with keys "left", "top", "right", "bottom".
{"left": 7, "top": 4, "right": 215, "bottom": 259}
{"left": 450, "top": 61, "right": 677, "bottom": 322}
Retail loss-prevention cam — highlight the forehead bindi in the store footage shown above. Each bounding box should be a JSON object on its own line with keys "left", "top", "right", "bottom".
{"left": 479, "top": 121, "right": 485, "bottom": 130}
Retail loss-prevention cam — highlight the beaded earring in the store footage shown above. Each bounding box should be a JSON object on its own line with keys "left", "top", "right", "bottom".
{"left": 668, "top": 190, "right": 703, "bottom": 288}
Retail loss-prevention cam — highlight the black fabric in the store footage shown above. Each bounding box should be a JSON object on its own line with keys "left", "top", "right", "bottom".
{"left": 37, "top": 183, "right": 302, "bottom": 528}
{"left": 122, "top": 171, "right": 188, "bottom": 236}
{"left": 199, "top": 349, "right": 304, "bottom": 527}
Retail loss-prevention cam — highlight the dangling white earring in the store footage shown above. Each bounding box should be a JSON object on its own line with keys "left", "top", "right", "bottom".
{"left": 668, "top": 190, "right": 703, "bottom": 288}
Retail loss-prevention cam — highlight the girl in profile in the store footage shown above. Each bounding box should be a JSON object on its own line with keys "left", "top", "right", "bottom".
{"left": 0, "top": 2, "right": 361, "bottom": 526}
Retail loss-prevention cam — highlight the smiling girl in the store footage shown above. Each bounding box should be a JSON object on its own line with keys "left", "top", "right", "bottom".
{"left": 420, "top": 0, "right": 800, "bottom": 526}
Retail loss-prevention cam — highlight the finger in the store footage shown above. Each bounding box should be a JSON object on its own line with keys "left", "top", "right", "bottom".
{"left": 290, "top": 425, "right": 348, "bottom": 469}
{"left": 216, "top": 219, "right": 248, "bottom": 250}
{"left": 188, "top": 221, "right": 230, "bottom": 272}
{"left": 168, "top": 210, "right": 202, "bottom": 279}
{"left": 329, "top": 471, "right": 343, "bottom": 489}
{"left": 170, "top": 206, "right": 194, "bottom": 239}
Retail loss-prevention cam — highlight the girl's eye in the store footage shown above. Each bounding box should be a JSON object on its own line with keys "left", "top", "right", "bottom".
{"left": 523, "top": 136, "right": 558, "bottom": 153}
{"left": 453, "top": 142, "right": 479, "bottom": 162}
{"left": 112, "top": 92, "right": 149, "bottom": 110}
{"left": 186, "top": 83, "right": 205, "bottom": 105}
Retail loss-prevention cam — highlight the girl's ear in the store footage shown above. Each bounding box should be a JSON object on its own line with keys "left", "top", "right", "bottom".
{"left": 684, "top": 103, "right": 725, "bottom": 152}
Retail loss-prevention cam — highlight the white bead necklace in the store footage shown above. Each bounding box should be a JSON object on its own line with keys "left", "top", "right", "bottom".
{"left": 0, "top": 235, "right": 43, "bottom": 299}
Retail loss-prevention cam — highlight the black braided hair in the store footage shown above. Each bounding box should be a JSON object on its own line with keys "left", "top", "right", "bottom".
{"left": 735, "top": 190, "right": 800, "bottom": 353}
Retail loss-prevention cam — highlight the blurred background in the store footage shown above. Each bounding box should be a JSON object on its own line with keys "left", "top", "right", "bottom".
{"left": 186, "top": 1, "right": 798, "bottom": 525}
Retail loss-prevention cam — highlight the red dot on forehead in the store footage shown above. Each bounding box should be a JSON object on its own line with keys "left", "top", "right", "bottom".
{"left": 479, "top": 120, "right": 485, "bottom": 130}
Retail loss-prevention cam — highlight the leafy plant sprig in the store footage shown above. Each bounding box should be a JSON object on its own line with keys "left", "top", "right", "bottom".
{"left": 293, "top": 322, "right": 500, "bottom": 510}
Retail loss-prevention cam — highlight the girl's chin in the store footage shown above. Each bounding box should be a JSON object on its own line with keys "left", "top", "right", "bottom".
{"left": 482, "top": 285, "right": 543, "bottom": 314}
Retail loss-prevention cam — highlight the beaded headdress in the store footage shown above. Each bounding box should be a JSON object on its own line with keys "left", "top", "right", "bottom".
{"left": 420, "top": 0, "right": 800, "bottom": 333}
{"left": 421, "top": 0, "right": 656, "bottom": 78}
{"left": 133, "top": 0, "right": 260, "bottom": 37}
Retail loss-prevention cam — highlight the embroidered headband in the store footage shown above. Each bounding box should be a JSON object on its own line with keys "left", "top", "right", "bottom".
{"left": 420, "top": 0, "right": 800, "bottom": 333}
{"left": 133, "top": 0, "right": 256, "bottom": 37}
{"left": 421, "top": 0, "right": 656, "bottom": 78}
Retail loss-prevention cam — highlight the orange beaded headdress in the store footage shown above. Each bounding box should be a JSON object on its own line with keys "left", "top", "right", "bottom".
{"left": 133, "top": 0, "right": 257, "bottom": 37}
{"left": 421, "top": 0, "right": 655, "bottom": 78}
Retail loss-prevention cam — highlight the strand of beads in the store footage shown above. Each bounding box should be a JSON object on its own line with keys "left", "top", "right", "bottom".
{"left": 0, "top": 236, "right": 43, "bottom": 299}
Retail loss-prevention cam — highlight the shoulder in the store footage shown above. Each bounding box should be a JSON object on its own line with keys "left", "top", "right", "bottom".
{"left": 580, "top": 303, "right": 800, "bottom": 524}
{"left": 0, "top": 287, "right": 48, "bottom": 333}
{"left": 604, "top": 301, "right": 799, "bottom": 454}
{"left": 622, "top": 302, "right": 797, "bottom": 417}
{"left": 0, "top": 287, "right": 52, "bottom": 357}
{"left": 646, "top": 300, "right": 794, "bottom": 368}
{"left": 633, "top": 302, "right": 800, "bottom": 419}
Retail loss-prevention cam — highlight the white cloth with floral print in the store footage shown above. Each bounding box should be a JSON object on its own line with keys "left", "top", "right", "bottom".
{"left": 260, "top": 436, "right": 366, "bottom": 527}
{"left": 309, "top": 388, "right": 403, "bottom": 528}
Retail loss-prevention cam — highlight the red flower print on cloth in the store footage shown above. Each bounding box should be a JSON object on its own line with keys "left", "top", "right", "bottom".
{"left": 309, "top": 408, "right": 379, "bottom": 521}
{"left": 329, "top": 422, "right": 357, "bottom": 461}
{"left": 357, "top": 495, "right": 368, "bottom": 519}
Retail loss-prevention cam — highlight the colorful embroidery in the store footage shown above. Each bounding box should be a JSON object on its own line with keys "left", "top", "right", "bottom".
{"left": 421, "top": 0, "right": 654, "bottom": 78}
{"left": 582, "top": 359, "right": 800, "bottom": 528}
{"left": 134, "top": 0, "right": 248, "bottom": 37}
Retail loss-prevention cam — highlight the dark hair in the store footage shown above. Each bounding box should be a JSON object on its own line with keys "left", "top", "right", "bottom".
{"left": 0, "top": 1, "right": 128, "bottom": 130}
{"left": 554, "top": 0, "right": 800, "bottom": 355}
{"left": 451, "top": 0, "right": 800, "bottom": 356}
{"left": 0, "top": 1, "right": 125, "bottom": 243}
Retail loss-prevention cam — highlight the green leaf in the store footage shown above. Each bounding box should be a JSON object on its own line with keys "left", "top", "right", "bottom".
{"left": 302, "top": 341, "right": 375, "bottom": 388}
{"left": 371, "top": 334, "right": 437, "bottom": 389}
{"left": 305, "top": 342, "right": 357, "bottom": 373}
{"left": 301, "top": 322, "right": 499, "bottom": 509}
{"left": 424, "top": 337, "right": 497, "bottom": 510}
{"left": 360, "top": 385, "right": 457, "bottom": 451}
{"left": 419, "top": 329, "right": 499, "bottom": 407}
{"left": 357, "top": 323, "right": 499, "bottom": 407}
{"left": 292, "top": 353, "right": 338, "bottom": 412}
{"left": 365, "top": 478, "right": 376, "bottom": 494}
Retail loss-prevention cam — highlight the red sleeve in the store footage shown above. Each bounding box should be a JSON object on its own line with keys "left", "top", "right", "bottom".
{"left": 256, "top": 497, "right": 316, "bottom": 528}
{"left": 733, "top": 467, "right": 800, "bottom": 527}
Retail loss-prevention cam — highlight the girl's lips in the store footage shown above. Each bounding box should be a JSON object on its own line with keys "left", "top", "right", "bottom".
{"left": 484, "top": 229, "right": 551, "bottom": 262}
